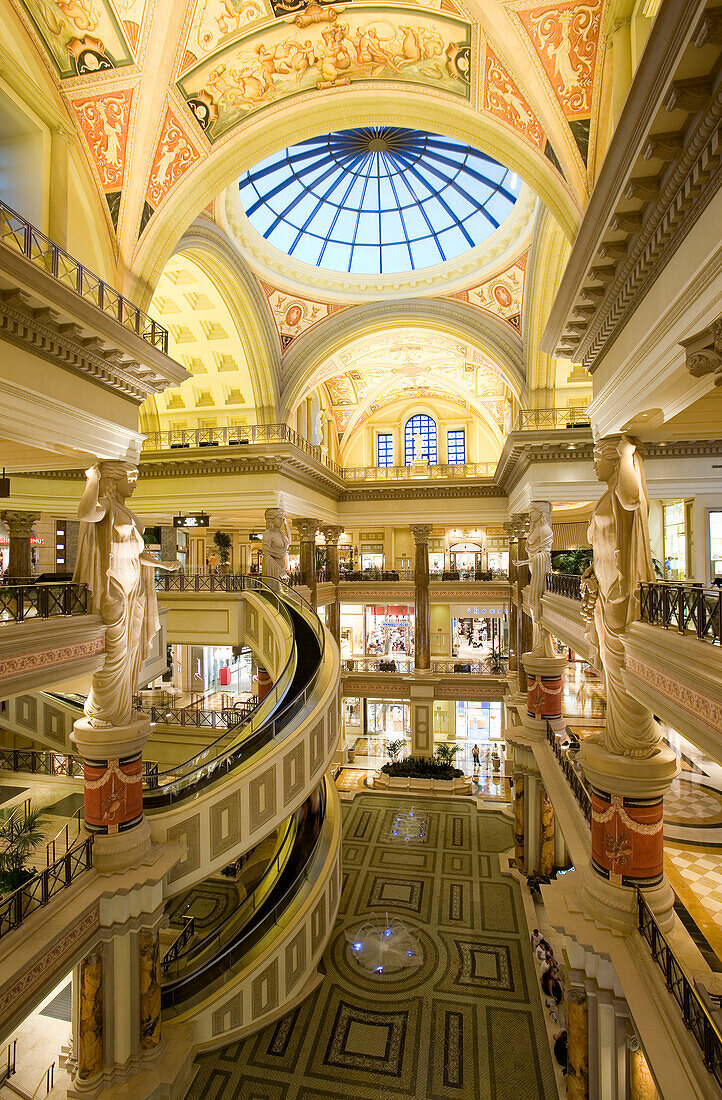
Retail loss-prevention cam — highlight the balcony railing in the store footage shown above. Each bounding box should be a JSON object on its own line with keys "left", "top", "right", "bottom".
{"left": 639, "top": 582, "right": 721, "bottom": 645}
{"left": 156, "top": 572, "right": 246, "bottom": 593}
{"left": 515, "top": 408, "right": 591, "bottom": 430}
{"left": 0, "top": 748, "right": 158, "bottom": 785}
{"left": 545, "top": 721, "right": 591, "bottom": 824}
{"left": 340, "top": 569, "right": 415, "bottom": 582}
{"left": 141, "top": 424, "right": 344, "bottom": 476}
{"left": 0, "top": 582, "right": 88, "bottom": 624}
{"left": 545, "top": 573, "right": 582, "bottom": 600}
{"left": 638, "top": 891, "right": 722, "bottom": 1086}
{"left": 342, "top": 655, "right": 507, "bottom": 675}
{"left": 0, "top": 835, "right": 93, "bottom": 942}
{"left": 0, "top": 200, "right": 168, "bottom": 354}
{"left": 344, "top": 461, "right": 496, "bottom": 481}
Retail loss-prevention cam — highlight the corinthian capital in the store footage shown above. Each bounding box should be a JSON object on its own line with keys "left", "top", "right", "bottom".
{"left": 320, "top": 525, "right": 344, "bottom": 547}
{"left": 410, "top": 523, "right": 433, "bottom": 545}
{"left": 293, "top": 518, "right": 319, "bottom": 541}
{"left": 0, "top": 510, "right": 40, "bottom": 538}
{"left": 681, "top": 317, "right": 722, "bottom": 385}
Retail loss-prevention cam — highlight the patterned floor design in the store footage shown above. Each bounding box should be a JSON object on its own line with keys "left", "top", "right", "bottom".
{"left": 186, "top": 794, "right": 557, "bottom": 1100}
{"left": 666, "top": 845, "right": 722, "bottom": 960}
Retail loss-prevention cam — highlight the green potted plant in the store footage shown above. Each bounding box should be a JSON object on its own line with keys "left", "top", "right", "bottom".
{"left": 213, "top": 530, "right": 233, "bottom": 573}
{"left": 0, "top": 806, "right": 49, "bottom": 894}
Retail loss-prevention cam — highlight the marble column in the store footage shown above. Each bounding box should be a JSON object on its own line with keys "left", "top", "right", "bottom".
{"left": 513, "top": 773, "right": 525, "bottom": 870}
{"left": 0, "top": 510, "right": 40, "bottom": 579}
{"left": 513, "top": 514, "right": 530, "bottom": 692}
{"left": 567, "top": 989, "right": 589, "bottom": 1100}
{"left": 540, "top": 787, "right": 555, "bottom": 876}
{"left": 294, "top": 519, "right": 319, "bottom": 609}
{"left": 505, "top": 527, "right": 519, "bottom": 675}
{"left": 77, "top": 949, "right": 103, "bottom": 1081}
{"left": 525, "top": 772, "right": 541, "bottom": 875}
{"left": 411, "top": 524, "right": 433, "bottom": 671}
{"left": 139, "top": 928, "right": 161, "bottom": 1051}
{"left": 321, "top": 524, "right": 343, "bottom": 646}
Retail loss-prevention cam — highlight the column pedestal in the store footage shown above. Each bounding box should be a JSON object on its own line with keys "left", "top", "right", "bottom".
{"left": 71, "top": 717, "right": 151, "bottom": 873}
{"left": 521, "top": 653, "right": 567, "bottom": 735}
{"left": 253, "top": 665, "right": 273, "bottom": 701}
{"left": 580, "top": 737, "right": 678, "bottom": 933}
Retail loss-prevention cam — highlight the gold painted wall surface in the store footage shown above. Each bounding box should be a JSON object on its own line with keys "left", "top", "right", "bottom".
{"left": 77, "top": 950, "right": 103, "bottom": 1080}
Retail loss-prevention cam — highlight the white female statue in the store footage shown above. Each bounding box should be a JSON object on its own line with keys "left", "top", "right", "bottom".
{"left": 262, "top": 507, "right": 291, "bottom": 581}
{"left": 580, "top": 435, "right": 659, "bottom": 757}
{"left": 74, "top": 462, "right": 181, "bottom": 729}
{"left": 516, "top": 501, "right": 556, "bottom": 657}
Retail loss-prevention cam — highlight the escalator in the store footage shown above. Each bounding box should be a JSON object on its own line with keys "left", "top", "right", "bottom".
{"left": 161, "top": 781, "right": 327, "bottom": 1014}
{"left": 143, "top": 578, "right": 325, "bottom": 809}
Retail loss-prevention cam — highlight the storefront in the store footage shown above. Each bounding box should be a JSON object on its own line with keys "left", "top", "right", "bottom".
{"left": 710, "top": 510, "right": 722, "bottom": 582}
{"left": 454, "top": 700, "right": 502, "bottom": 741}
{"left": 663, "top": 501, "right": 686, "bottom": 579}
{"left": 486, "top": 536, "right": 509, "bottom": 576}
{"left": 340, "top": 603, "right": 415, "bottom": 657}
{"left": 451, "top": 602, "right": 507, "bottom": 658}
{"left": 360, "top": 543, "right": 384, "bottom": 570}
{"left": 449, "top": 542, "right": 483, "bottom": 578}
{"left": 344, "top": 696, "right": 411, "bottom": 759}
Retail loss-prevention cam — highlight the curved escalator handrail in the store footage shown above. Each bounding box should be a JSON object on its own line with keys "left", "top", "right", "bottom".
{"left": 161, "top": 780, "right": 328, "bottom": 1012}
{"left": 144, "top": 576, "right": 327, "bottom": 806}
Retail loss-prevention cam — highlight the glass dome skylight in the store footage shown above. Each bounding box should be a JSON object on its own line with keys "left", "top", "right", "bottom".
{"left": 238, "top": 126, "right": 520, "bottom": 276}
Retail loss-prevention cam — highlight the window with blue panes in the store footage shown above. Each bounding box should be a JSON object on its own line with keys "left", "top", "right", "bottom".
{"left": 404, "top": 415, "right": 437, "bottom": 465}
{"left": 447, "top": 429, "right": 466, "bottom": 465}
{"left": 377, "top": 433, "right": 394, "bottom": 467}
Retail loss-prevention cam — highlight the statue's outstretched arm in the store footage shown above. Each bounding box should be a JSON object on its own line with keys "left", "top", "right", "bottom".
{"left": 140, "top": 551, "right": 181, "bottom": 572}
{"left": 77, "top": 465, "right": 107, "bottom": 523}
{"left": 616, "top": 437, "right": 643, "bottom": 511}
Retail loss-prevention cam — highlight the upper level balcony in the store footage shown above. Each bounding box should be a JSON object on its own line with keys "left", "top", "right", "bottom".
{"left": 540, "top": 574, "right": 722, "bottom": 762}
{"left": 0, "top": 201, "right": 188, "bottom": 442}
{"left": 139, "top": 411, "right": 592, "bottom": 501}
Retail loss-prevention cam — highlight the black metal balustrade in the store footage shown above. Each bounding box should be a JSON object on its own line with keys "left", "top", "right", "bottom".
{"left": 639, "top": 582, "right": 721, "bottom": 645}
{"left": 162, "top": 915, "right": 196, "bottom": 973}
{"left": 0, "top": 200, "right": 168, "bottom": 354}
{"left": 545, "top": 721, "right": 591, "bottom": 824}
{"left": 140, "top": 698, "right": 258, "bottom": 733}
{"left": 545, "top": 573, "right": 583, "bottom": 600}
{"left": 0, "top": 836, "right": 93, "bottom": 942}
{"left": 156, "top": 572, "right": 246, "bottom": 593}
{"left": 638, "top": 891, "right": 722, "bottom": 1086}
{"left": 0, "top": 748, "right": 158, "bottom": 784}
{"left": 0, "top": 582, "right": 88, "bottom": 624}
{"left": 515, "top": 408, "right": 591, "bottom": 430}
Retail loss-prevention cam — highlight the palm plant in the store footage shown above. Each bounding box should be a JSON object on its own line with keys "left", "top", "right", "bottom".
{"left": 434, "top": 743, "right": 461, "bottom": 766}
{"left": 553, "top": 548, "right": 593, "bottom": 575}
{"left": 0, "top": 806, "right": 49, "bottom": 894}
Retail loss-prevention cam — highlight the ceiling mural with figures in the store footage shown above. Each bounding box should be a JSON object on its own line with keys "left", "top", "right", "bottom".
{"left": 14, "top": 0, "right": 148, "bottom": 77}
{"left": 7, "top": 0, "right": 612, "bottom": 254}
{"left": 303, "top": 329, "right": 512, "bottom": 443}
{"left": 176, "top": 5, "right": 472, "bottom": 142}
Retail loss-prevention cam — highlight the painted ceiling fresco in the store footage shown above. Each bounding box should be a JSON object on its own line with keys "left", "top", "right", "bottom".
{"left": 15, "top": 0, "right": 148, "bottom": 77}
{"left": 261, "top": 283, "right": 347, "bottom": 349}
{"left": 177, "top": 5, "right": 471, "bottom": 142}
{"left": 11, "top": 0, "right": 608, "bottom": 241}
{"left": 449, "top": 250, "right": 528, "bottom": 331}
{"left": 310, "top": 329, "right": 510, "bottom": 440}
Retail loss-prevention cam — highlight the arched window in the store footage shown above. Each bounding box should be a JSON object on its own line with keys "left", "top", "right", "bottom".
{"left": 404, "top": 415, "right": 437, "bottom": 466}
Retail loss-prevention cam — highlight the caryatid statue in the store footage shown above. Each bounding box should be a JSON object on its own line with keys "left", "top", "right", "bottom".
{"left": 580, "top": 435, "right": 660, "bottom": 757}
{"left": 516, "top": 500, "right": 557, "bottom": 657}
{"left": 261, "top": 507, "right": 291, "bottom": 581}
{"left": 74, "top": 462, "right": 181, "bottom": 729}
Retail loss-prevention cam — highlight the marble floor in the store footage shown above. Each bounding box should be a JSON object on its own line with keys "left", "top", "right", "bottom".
{"left": 186, "top": 794, "right": 557, "bottom": 1100}
{"left": 0, "top": 972, "right": 71, "bottom": 1097}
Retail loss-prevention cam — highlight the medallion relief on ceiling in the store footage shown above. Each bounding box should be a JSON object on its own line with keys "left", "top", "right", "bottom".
{"left": 261, "top": 284, "right": 347, "bottom": 349}
{"left": 13, "top": 0, "right": 148, "bottom": 78}
{"left": 449, "top": 251, "right": 527, "bottom": 331}
{"left": 176, "top": 5, "right": 472, "bottom": 141}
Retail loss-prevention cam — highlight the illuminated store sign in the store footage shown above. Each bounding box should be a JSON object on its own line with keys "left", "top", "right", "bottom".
{"left": 173, "top": 514, "right": 210, "bottom": 529}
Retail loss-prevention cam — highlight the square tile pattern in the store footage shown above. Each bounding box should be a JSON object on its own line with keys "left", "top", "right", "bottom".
{"left": 188, "top": 794, "right": 557, "bottom": 1100}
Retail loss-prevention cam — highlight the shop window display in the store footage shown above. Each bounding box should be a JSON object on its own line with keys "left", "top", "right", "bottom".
{"left": 365, "top": 604, "right": 414, "bottom": 656}
{"left": 452, "top": 606, "right": 507, "bottom": 659}
{"left": 710, "top": 511, "right": 722, "bottom": 582}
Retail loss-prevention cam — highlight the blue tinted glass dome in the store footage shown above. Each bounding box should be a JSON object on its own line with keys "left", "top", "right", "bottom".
{"left": 238, "top": 126, "right": 520, "bottom": 276}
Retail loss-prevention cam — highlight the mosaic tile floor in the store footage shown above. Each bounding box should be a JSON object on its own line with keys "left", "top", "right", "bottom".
{"left": 186, "top": 795, "right": 557, "bottom": 1100}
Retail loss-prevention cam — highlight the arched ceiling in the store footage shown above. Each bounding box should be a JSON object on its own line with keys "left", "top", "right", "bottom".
{"left": 5, "top": 0, "right": 619, "bottom": 291}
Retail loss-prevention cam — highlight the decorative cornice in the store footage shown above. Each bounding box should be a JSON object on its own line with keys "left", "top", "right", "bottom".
{"left": 0, "top": 292, "right": 168, "bottom": 404}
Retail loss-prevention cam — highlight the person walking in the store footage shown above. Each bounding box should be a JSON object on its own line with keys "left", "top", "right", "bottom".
{"left": 472, "top": 744, "right": 480, "bottom": 769}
